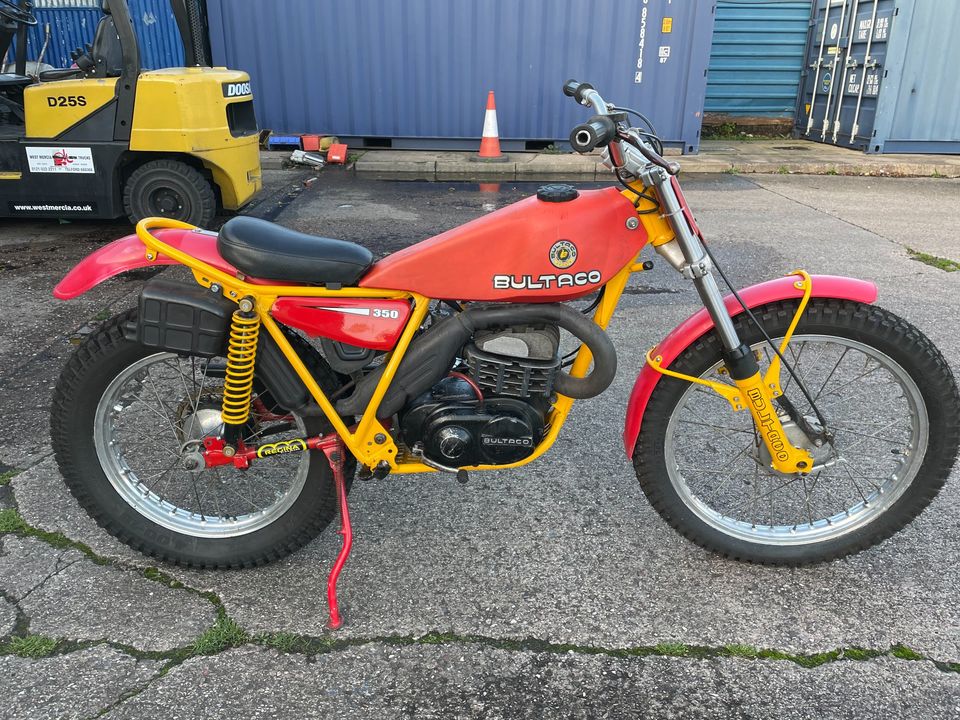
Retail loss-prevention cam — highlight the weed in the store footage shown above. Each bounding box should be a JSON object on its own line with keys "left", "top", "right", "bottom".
{"left": 907, "top": 248, "right": 960, "bottom": 272}
{"left": 191, "top": 616, "right": 249, "bottom": 655}
{"left": 5, "top": 635, "right": 59, "bottom": 658}
{"left": 777, "top": 165, "right": 790, "bottom": 175}
{"left": 723, "top": 644, "right": 759, "bottom": 658}
{"left": 653, "top": 642, "right": 690, "bottom": 657}
{"left": 723, "top": 167, "right": 740, "bottom": 175}
{"left": 891, "top": 644, "right": 924, "bottom": 661}
{"left": 0, "top": 508, "right": 29, "bottom": 533}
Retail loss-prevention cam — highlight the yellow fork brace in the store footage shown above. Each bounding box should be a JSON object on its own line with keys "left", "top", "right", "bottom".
{"left": 647, "top": 270, "right": 815, "bottom": 475}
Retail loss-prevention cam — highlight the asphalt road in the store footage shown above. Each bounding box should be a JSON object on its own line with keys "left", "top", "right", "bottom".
{"left": 1, "top": 169, "right": 959, "bottom": 718}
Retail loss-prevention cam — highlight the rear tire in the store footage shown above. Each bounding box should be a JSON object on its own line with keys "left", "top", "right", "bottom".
{"left": 51, "top": 310, "right": 353, "bottom": 568}
{"left": 634, "top": 299, "right": 960, "bottom": 565}
{"left": 123, "top": 158, "right": 217, "bottom": 228}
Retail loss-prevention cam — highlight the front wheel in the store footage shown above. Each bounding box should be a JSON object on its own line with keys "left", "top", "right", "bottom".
{"left": 634, "top": 299, "right": 960, "bottom": 565}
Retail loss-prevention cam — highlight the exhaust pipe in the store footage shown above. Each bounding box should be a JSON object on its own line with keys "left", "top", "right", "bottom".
{"left": 335, "top": 303, "right": 617, "bottom": 418}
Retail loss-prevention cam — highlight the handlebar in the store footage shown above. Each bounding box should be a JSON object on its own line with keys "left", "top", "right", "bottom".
{"left": 563, "top": 78, "right": 679, "bottom": 176}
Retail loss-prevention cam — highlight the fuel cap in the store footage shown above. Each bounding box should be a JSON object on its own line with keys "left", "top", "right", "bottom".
{"left": 536, "top": 184, "right": 579, "bottom": 202}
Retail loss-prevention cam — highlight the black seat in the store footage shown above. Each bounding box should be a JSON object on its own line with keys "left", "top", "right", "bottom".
{"left": 217, "top": 216, "right": 374, "bottom": 285}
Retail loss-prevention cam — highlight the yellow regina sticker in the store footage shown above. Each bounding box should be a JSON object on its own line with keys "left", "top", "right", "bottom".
{"left": 256, "top": 438, "right": 308, "bottom": 458}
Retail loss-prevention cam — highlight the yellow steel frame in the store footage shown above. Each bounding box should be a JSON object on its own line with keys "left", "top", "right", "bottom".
{"left": 136, "top": 216, "right": 649, "bottom": 474}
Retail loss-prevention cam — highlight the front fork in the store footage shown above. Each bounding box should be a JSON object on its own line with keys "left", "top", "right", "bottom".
{"left": 642, "top": 167, "right": 814, "bottom": 475}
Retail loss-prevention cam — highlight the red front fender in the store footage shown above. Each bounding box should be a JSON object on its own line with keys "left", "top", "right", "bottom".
{"left": 53, "top": 229, "right": 239, "bottom": 300}
{"left": 622, "top": 274, "right": 878, "bottom": 457}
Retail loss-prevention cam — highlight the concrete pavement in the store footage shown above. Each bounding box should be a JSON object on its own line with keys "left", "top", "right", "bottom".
{"left": 1, "top": 171, "right": 959, "bottom": 718}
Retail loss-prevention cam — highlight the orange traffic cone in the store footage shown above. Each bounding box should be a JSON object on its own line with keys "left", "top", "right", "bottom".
{"left": 475, "top": 91, "right": 509, "bottom": 162}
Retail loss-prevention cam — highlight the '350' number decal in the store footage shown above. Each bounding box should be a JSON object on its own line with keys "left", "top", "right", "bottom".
{"left": 47, "top": 96, "right": 87, "bottom": 107}
{"left": 373, "top": 308, "right": 401, "bottom": 319}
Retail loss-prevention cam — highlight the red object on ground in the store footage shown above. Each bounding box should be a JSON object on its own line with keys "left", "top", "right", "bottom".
{"left": 621, "top": 274, "right": 879, "bottom": 456}
{"left": 326, "top": 143, "right": 348, "bottom": 164}
{"left": 477, "top": 90, "right": 503, "bottom": 158}
{"left": 301, "top": 134, "right": 320, "bottom": 151}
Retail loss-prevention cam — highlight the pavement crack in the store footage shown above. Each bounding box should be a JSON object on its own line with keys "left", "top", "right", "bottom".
{"left": 742, "top": 176, "right": 905, "bottom": 249}
{"left": 15, "top": 552, "right": 82, "bottom": 605}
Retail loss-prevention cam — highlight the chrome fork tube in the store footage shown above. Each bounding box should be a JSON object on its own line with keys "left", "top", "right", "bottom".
{"left": 650, "top": 171, "right": 742, "bottom": 353}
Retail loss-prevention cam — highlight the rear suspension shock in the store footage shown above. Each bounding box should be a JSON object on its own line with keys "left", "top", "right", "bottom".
{"left": 220, "top": 297, "right": 260, "bottom": 444}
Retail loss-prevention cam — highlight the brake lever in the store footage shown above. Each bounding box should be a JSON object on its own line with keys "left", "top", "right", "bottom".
{"left": 623, "top": 130, "right": 680, "bottom": 176}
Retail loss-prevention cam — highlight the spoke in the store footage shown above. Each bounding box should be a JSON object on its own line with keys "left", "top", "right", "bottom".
{"left": 142, "top": 372, "right": 183, "bottom": 446}
{"left": 839, "top": 418, "right": 901, "bottom": 454}
{"left": 815, "top": 361, "right": 884, "bottom": 404}
{"left": 841, "top": 461, "right": 877, "bottom": 498}
{"left": 812, "top": 347, "right": 850, "bottom": 403}
{"left": 830, "top": 424, "right": 906, "bottom": 445}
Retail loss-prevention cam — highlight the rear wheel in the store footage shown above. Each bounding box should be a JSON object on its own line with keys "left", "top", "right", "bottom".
{"left": 634, "top": 299, "right": 960, "bottom": 565}
{"left": 123, "top": 158, "right": 217, "bottom": 228}
{"left": 51, "top": 310, "right": 352, "bottom": 568}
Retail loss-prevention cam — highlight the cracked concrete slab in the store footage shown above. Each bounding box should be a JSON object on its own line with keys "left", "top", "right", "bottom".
{"left": 0, "top": 645, "right": 160, "bottom": 720}
{"left": 0, "top": 537, "right": 215, "bottom": 651}
{"left": 2, "top": 174, "right": 959, "bottom": 714}
{"left": 101, "top": 644, "right": 960, "bottom": 720}
{"left": 0, "top": 595, "right": 17, "bottom": 637}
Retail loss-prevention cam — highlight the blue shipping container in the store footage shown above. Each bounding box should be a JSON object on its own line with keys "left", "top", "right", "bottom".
{"left": 795, "top": 0, "right": 960, "bottom": 154}
{"left": 7, "top": 0, "right": 183, "bottom": 71}
{"left": 706, "top": 0, "right": 813, "bottom": 117}
{"left": 207, "top": 0, "right": 717, "bottom": 153}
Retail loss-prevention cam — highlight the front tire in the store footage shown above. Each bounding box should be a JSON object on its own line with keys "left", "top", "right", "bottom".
{"left": 634, "top": 299, "right": 960, "bottom": 565}
{"left": 51, "top": 311, "right": 352, "bottom": 568}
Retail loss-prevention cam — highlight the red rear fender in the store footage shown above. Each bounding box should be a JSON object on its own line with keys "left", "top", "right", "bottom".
{"left": 53, "top": 229, "right": 239, "bottom": 300}
{"left": 622, "top": 274, "right": 878, "bottom": 457}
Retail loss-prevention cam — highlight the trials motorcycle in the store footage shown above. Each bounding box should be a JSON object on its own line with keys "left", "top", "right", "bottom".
{"left": 52, "top": 81, "right": 960, "bottom": 628}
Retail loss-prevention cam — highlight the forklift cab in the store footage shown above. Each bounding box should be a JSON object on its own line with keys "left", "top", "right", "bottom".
{"left": 0, "top": 0, "right": 261, "bottom": 226}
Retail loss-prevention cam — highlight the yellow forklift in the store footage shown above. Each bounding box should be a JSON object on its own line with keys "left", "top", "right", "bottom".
{"left": 0, "top": 0, "right": 261, "bottom": 226}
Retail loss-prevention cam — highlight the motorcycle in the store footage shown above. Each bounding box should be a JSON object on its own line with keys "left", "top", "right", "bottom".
{"left": 51, "top": 81, "right": 960, "bottom": 629}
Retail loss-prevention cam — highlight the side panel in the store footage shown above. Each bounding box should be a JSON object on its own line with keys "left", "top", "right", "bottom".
{"left": 271, "top": 298, "right": 411, "bottom": 351}
{"left": 23, "top": 79, "right": 118, "bottom": 138}
{"left": 622, "top": 274, "right": 878, "bottom": 456}
{"left": 360, "top": 187, "right": 646, "bottom": 302}
{"left": 53, "top": 229, "right": 239, "bottom": 299}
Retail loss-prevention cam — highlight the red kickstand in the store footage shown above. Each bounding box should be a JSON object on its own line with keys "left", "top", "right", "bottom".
{"left": 319, "top": 438, "right": 352, "bottom": 630}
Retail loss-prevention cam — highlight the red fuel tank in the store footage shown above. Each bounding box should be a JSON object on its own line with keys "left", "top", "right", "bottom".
{"left": 359, "top": 187, "right": 647, "bottom": 301}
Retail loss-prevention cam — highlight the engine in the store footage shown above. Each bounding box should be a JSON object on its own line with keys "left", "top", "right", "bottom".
{"left": 399, "top": 325, "right": 561, "bottom": 468}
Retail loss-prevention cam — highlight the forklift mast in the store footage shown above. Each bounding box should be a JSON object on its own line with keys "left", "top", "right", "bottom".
{"left": 170, "top": 0, "right": 211, "bottom": 67}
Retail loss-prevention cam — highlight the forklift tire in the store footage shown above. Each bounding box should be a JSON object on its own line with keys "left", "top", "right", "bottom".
{"left": 123, "top": 159, "right": 217, "bottom": 228}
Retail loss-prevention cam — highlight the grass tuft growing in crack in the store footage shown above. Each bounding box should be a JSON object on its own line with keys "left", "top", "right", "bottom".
{"left": 2, "top": 634, "right": 59, "bottom": 658}
{"left": 652, "top": 642, "right": 690, "bottom": 657}
{"left": 192, "top": 616, "right": 249, "bottom": 655}
{"left": 0, "top": 470, "right": 20, "bottom": 486}
{"left": 891, "top": 644, "right": 925, "bottom": 661}
{"left": 907, "top": 248, "right": 960, "bottom": 272}
{"left": 723, "top": 644, "right": 759, "bottom": 659}
{"left": 0, "top": 508, "right": 101, "bottom": 555}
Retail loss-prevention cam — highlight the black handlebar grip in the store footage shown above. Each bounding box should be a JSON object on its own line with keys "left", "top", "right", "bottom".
{"left": 563, "top": 79, "right": 595, "bottom": 104}
{"left": 569, "top": 115, "right": 617, "bottom": 153}
{"left": 562, "top": 79, "right": 581, "bottom": 97}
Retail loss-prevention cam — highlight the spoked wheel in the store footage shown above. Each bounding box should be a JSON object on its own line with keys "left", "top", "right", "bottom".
{"left": 634, "top": 299, "right": 960, "bottom": 565}
{"left": 52, "top": 311, "right": 352, "bottom": 568}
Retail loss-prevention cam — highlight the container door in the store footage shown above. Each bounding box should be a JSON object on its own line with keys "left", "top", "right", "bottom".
{"left": 796, "top": 0, "right": 896, "bottom": 150}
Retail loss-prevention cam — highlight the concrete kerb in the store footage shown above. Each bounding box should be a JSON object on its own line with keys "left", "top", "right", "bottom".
{"left": 262, "top": 139, "right": 960, "bottom": 180}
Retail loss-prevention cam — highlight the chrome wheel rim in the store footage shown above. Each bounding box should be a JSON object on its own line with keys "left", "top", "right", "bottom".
{"left": 664, "top": 335, "right": 928, "bottom": 546}
{"left": 94, "top": 352, "right": 308, "bottom": 538}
